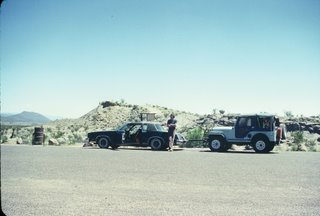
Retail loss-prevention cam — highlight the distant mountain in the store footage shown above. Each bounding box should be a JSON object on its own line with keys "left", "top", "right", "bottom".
{"left": 1, "top": 111, "right": 51, "bottom": 125}
{"left": 0, "top": 112, "right": 17, "bottom": 117}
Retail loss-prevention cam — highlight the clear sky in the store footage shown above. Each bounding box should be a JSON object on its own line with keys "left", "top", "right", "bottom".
{"left": 1, "top": 0, "right": 319, "bottom": 118}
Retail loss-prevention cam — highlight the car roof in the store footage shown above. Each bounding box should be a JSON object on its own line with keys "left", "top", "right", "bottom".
{"left": 125, "top": 121, "right": 162, "bottom": 125}
{"left": 238, "top": 113, "right": 276, "bottom": 117}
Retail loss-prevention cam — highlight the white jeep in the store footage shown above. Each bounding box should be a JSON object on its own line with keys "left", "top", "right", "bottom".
{"left": 207, "top": 114, "right": 285, "bottom": 153}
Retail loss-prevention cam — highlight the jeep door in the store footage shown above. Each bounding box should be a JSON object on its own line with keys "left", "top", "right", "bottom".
{"left": 235, "top": 116, "right": 258, "bottom": 138}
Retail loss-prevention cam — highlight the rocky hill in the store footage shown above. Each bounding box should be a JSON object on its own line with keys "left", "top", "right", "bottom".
{"left": 1, "top": 100, "right": 320, "bottom": 151}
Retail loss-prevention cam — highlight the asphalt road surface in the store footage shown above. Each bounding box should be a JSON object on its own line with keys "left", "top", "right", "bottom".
{"left": 1, "top": 144, "right": 320, "bottom": 216}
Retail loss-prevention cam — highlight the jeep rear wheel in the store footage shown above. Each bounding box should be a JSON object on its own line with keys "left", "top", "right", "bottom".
{"left": 97, "top": 137, "right": 110, "bottom": 149}
{"left": 208, "top": 136, "right": 227, "bottom": 152}
{"left": 150, "top": 138, "right": 163, "bottom": 150}
{"left": 252, "top": 136, "right": 270, "bottom": 153}
{"left": 267, "top": 143, "right": 275, "bottom": 152}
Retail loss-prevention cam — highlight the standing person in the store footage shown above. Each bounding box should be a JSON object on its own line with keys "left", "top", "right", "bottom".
{"left": 167, "top": 114, "right": 177, "bottom": 152}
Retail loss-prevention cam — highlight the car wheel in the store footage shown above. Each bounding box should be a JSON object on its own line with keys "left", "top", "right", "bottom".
{"left": 97, "top": 137, "right": 110, "bottom": 149}
{"left": 150, "top": 138, "right": 163, "bottom": 150}
{"left": 208, "top": 136, "right": 227, "bottom": 152}
{"left": 252, "top": 136, "right": 270, "bottom": 153}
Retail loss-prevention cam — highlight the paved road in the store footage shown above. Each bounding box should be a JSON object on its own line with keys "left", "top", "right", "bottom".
{"left": 1, "top": 144, "right": 320, "bottom": 216}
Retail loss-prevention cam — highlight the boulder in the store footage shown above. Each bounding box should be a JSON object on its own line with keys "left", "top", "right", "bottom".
{"left": 307, "top": 126, "right": 314, "bottom": 133}
{"left": 298, "top": 144, "right": 308, "bottom": 152}
{"left": 16, "top": 138, "right": 23, "bottom": 144}
{"left": 285, "top": 122, "right": 300, "bottom": 132}
{"left": 48, "top": 138, "right": 59, "bottom": 146}
{"left": 313, "top": 126, "right": 320, "bottom": 135}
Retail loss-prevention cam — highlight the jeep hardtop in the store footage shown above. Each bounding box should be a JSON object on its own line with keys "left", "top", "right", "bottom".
{"left": 207, "top": 114, "right": 284, "bottom": 153}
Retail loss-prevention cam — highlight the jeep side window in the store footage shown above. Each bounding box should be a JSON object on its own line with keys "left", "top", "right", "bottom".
{"left": 263, "top": 118, "right": 271, "bottom": 129}
{"left": 238, "top": 117, "right": 247, "bottom": 127}
{"left": 258, "top": 117, "right": 271, "bottom": 130}
{"left": 247, "top": 118, "right": 252, "bottom": 127}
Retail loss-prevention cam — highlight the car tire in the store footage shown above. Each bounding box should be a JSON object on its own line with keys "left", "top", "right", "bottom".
{"left": 97, "top": 137, "right": 110, "bottom": 149}
{"left": 150, "top": 138, "right": 163, "bottom": 150}
{"left": 252, "top": 136, "right": 270, "bottom": 153}
{"left": 208, "top": 136, "right": 227, "bottom": 152}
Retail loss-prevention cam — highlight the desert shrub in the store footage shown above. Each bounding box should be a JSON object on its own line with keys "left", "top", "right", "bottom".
{"left": 288, "top": 131, "right": 304, "bottom": 151}
{"left": 23, "top": 137, "right": 32, "bottom": 145}
{"left": 184, "top": 127, "right": 206, "bottom": 148}
{"left": 287, "top": 131, "right": 319, "bottom": 152}
{"left": 54, "top": 130, "right": 64, "bottom": 139}
{"left": 1, "top": 135, "right": 8, "bottom": 143}
{"left": 284, "top": 111, "right": 294, "bottom": 118}
{"left": 68, "top": 135, "right": 75, "bottom": 144}
{"left": 292, "top": 131, "right": 304, "bottom": 144}
{"left": 305, "top": 139, "right": 318, "bottom": 152}
{"left": 74, "top": 133, "right": 84, "bottom": 143}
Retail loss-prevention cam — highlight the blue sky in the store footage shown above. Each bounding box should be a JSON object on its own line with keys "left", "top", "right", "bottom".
{"left": 1, "top": 0, "right": 319, "bottom": 118}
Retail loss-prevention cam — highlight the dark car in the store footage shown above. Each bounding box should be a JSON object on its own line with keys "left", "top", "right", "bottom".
{"left": 86, "top": 122, "right": 186, "bottom": 150}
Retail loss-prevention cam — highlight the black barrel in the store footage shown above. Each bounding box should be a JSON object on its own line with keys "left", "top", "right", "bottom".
{"left": 32, "top": 127, "right": 44, "bottom": 145}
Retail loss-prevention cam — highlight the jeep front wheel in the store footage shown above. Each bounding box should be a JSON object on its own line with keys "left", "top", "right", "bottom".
{"left": 97, "top": 137, "right": 110, "bottom": 149}
{"left": 252, "top": 136, "right": 270, "bottom": 153}
{"left": 208, "top": 136, "right": 227, "bottom": 152}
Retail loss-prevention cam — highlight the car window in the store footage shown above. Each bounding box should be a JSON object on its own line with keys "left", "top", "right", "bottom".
{"left": 142, "top": 124, "right": 148, "bottom": 132}
{"left": 147, "top": 124, "right": 157, "bottom": 131}
{"left": 155, "top": 124, "right": 166, "bottom": 132}
{"left": 117, "top": 123, "right": 130, "bottom": 131}
{"left": 129, "top": 125, "right": 141, "bottom": 134}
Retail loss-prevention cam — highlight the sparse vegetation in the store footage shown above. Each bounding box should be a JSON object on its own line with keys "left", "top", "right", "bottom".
{"left": 306, "top": 139, "right": 318, "bottom": 152}
{"left": 1, "top": 135, "right": 8, "bottom": 143}
{"left": 284, "top": 110, "right": 294, "bottom": 118}
{"left": 183, "top": 127, "right": 206, "bottom": 148}
{"left": 283, "top": 131, "right": 319, "bottom": 152}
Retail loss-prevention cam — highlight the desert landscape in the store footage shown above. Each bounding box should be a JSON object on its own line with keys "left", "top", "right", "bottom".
{"left": 1, "top": 100, "right": 320, "bottom": 152}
